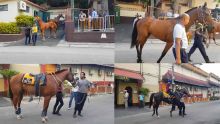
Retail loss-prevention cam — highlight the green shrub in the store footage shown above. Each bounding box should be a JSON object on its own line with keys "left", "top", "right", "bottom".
{"left": 139, "top": 87, "right": 150, "bottom": 96}
{"left": 0, "top": 22, "right": 20, "bottom": 34}
{"left": 15, "top": 14, "right": 34, "bottom": 27}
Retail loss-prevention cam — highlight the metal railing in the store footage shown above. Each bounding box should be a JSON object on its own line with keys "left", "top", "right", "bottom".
{"left": 76, "top": 15, "right": 115, "bottom": 32}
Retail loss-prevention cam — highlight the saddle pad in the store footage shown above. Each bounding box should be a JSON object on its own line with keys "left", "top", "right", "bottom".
{"left": 22, "top": 73, "right": 35, "bottom": 85}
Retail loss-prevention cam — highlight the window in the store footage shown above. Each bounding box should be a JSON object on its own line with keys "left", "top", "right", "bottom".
{"left": 0, "top": 4, "right": 8, "bottom": 11}
{"left": 26, "top": 6, "right": 30, "bottom": 13}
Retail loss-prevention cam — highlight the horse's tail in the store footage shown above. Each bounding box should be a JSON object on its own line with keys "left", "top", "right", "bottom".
{"left": 8, "top": 79, "right": 13, "bottom": 100}
{"left": 131, "top": 19, "right": 139, "bottom": 48}
{"left": 149, "top": 93, "right": 155, "bottom": 108}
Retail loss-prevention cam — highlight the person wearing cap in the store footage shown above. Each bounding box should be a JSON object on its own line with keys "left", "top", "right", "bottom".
{"left": 173, "top": 13, "right": 190, "bottom": 64}
{"left": 68, "top": 77, "right": 79, "bottom": 110}
{"left": 188, "top": 21, "right": 214, "bottom": 63}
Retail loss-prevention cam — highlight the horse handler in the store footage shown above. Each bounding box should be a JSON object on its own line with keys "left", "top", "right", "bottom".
{"left": 172, "top": 13, "right": 190, "bottom": 64}
{"left": 52, "top": 83, "right": 64, "bottom": 116}
{"left": 32, "top": 23, "right": 38, "bottom": 46}
{"left": 73, "top": 72, "right": 91, "bottom": 118}
{"left": 188, "top": 22, "right": 214, "bottom": 63}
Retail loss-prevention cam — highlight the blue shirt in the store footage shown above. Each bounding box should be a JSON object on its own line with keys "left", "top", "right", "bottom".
{"left": 139, "top": 95, "right": 144, "bottom": 101}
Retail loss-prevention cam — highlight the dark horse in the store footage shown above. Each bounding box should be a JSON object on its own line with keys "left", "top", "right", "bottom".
{"left": 9, "top": 69, "right": 74, "bottom": 123}
{"left": 149, "top": 88, "right": 190, "bottom": 118}
{"left": 131, "top": 3, "right": 213, "bottom": 63}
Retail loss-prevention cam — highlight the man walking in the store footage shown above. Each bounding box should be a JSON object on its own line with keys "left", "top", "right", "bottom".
{"left": 173, "top": 13, "right": 190, "bottom": 64}
{"left": 24, "top": 26, "right": 31, "bottom": 45}
{"left": 188, "top": 22, "right": 214, "bottom": 63}
{"left": 32, "top": 23, "right": 38, "bottom": 46}
{"left": 73, "top": 72, "right": 91, "bottom": 118}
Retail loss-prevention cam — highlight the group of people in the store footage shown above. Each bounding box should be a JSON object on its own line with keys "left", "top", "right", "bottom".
{"left": 52, "top": 72, "right": 91, "bottom": 118}
{"left": 173, "top": 13, "right": 214, "bottom": 64}
{"left": 79, "top": 9, "right": 109, "bottom": 31}
{"left": 24, "top": 23, "right": 38, "bottom": 46}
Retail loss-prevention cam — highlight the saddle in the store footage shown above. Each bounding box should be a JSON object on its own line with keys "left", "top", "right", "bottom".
{"left": 22, "top": 73, "right": 35, "bottom": 85}
{"left": 22, "top": 73, "right": 47, "bottom": 96}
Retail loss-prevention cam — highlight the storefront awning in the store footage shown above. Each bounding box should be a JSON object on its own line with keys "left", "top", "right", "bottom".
{"left": 114, "top": 68, "right": 144, "bottom": 80}
{"left": 163, "top": 70, "right": 210, "bottom": 87}
{"left": 208, "top": 80, "right": 220, "bottom": 88}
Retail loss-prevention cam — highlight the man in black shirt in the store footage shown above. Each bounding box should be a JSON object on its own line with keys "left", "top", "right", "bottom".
{"left": 24, "top": 26, "right": 31, "bottom": 45}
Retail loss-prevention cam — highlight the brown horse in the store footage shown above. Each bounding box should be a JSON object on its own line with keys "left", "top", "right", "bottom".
{"left": 206, "top": 20, "right": 220, "bottom": 47}
{"left": 49, "top": 14, "right": 65, "bottom": 27}
{"left": 131, "top": 3, "right": 213, "bottom": 63}
{"left": 9, "top": 69, "right": 74, "bottom": 123}
{"left": 35, "top": 16, "right": 57, "bottom": 41}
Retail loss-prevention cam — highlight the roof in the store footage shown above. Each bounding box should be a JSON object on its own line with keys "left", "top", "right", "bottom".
{"left": 24, "top": 0, "right": 47, "bottom": 11}
{"left": 163, "top": 70, "right": 210, "bottom": 87}
{"left": 208, "top": 80, "right": 220, "bottom": 87}
{"left": 114, "top": 68, "right": 144, "bottom": 80}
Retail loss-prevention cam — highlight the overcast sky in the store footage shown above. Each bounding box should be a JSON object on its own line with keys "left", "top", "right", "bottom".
{"left": 196, "top": 63, "right": 220, "bottom": 77}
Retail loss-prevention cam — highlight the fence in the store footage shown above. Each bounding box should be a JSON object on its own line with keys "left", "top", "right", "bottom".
{"left": 76, "top": 15, "right": 115, "bottom": 32}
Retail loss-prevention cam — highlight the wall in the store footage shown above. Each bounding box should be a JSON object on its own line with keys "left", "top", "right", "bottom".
{"left": 192, "top": 0, "right": 218, "bottom": 9}
{"left": 0, "top": 78, "right": 4, "bottom": 92}
{"left": 0, "top": 0, "right": 18, "bottom": 22}
{"left": 10, "top": 64, "right": 41, "bottom": 74}
{"left": 117, "top": 82, "right": 138, "bottom": 105}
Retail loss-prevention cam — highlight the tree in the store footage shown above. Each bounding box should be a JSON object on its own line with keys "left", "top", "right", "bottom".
{"left": 139, "top": 87, "right": 150, "bottom": 96}
{"left": 0, "top": 69, "right": 19, "bottom": 97}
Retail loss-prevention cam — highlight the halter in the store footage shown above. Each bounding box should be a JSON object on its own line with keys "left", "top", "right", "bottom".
{"left": 50, "top": 73, "right": 63, "bottom": 86}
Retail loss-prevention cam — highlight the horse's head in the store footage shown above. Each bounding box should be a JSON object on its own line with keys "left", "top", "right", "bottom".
{"left": 34, "top": 16, "right": 41, "bottom": 21}
{"left": 180, "top": 87, "right": 191, "bottom": 97}
{"left": 65, "top": 69, "right": 74, "bottom": 83}
{"left": 197, "top": 2, "right": 213, "bottom": 25}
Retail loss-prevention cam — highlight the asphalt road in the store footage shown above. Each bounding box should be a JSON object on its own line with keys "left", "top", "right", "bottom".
{"left": 0, "top": 94, "right": 114, "bottom": 124}
{"left": 115, "top": 100, "right": 220, "bottom": 124}
{"left": 0, "top": 43, "right": 114, "bottom": 64}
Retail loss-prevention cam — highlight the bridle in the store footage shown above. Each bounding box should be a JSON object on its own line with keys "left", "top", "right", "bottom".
{"left": 197, "top": 7, "right": 211, "bottom": 25}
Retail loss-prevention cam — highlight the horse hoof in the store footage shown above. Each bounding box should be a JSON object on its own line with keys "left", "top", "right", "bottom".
{"left": 42, "top": 118, "right": 46, "bottom": 123}
{"left": 45, "top": 116, "right": 48, "bottom": 121}
{"left": 17, "top": 115, "right": 22, "bottom": 120}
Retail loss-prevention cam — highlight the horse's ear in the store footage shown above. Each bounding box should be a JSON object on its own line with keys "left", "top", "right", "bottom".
{"left": 203, "top": 2, "right": 207, "bottom": 8}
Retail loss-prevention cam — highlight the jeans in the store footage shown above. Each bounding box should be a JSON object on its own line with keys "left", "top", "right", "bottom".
{"left": 172, "top": 48, "right": 189, "bottom": 63}
{"left": 68, "top": 92, "right": 77, "bottom": 108}
{"left": 32, "top": 33, "right": 37, "bottom": 45}
{"left": 25, "top": 35, "right": 31, "bottom": 45}
{"left": 74, "top": 92, "right": 87, "bottom": 115}
{"left": 53, "top": 92, "right": 64, "bottom": 113}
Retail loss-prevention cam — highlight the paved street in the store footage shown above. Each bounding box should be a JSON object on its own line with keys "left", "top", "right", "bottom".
{"left": 0, "top": 94, "right": 113, "bottom": 124}
{"left": 115, "top": 100, "right": 220, "bottom": 124}
{"left": 0, "top": 42, "right": 114, "bottom": 64}
{"left": 115, "top": 23, "right": 220, "bottom": 63}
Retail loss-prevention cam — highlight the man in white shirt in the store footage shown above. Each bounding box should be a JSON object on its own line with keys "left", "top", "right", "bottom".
{"left": 79, "top": 11, "right": 87, "bottom": 31}
{"left": 172, "top": 13, "right": 190, "bottom": 64}
{"left": 124, "top": 90, "right": 129, "bottom": 109}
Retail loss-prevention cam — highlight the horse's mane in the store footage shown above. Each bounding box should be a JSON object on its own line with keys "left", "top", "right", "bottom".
{"left": 185, "top": 7, "right": 198, "bottom": 13}
{"left": 47, "top": 69, "right": 68, "bottom": 75}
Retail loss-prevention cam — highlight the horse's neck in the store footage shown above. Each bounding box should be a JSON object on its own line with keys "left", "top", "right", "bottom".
{"left": 185, "top": 10, "right": 198, "bottom": 31}
{"left": 53, "top": 71, "right": 68, "bottom": 82}
{"left": 38, "top": 20, "right": 43, "bottom": 26}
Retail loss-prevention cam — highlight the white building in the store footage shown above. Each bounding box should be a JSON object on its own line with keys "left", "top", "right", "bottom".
{"left": 0, "top": 0, "right": 47, "bottom": 22}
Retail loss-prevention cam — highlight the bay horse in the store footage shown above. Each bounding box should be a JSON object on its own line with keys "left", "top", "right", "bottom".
{"left": 206, "top": 20, "right": 220, "bottom": 47}
{"left": 49, "top": 14, "right": 65, "bottom": 27}
{"left": 149, "top": 88, "right": 190, "bottom": 118}
{"left": 35, "top": 16, "right": 57, "bottom": 41}
{"left": 131, "top": 3, "right": 213, "bottom": 63}
{"left": 9, "top": 69, "right": 74, "bottom": 123}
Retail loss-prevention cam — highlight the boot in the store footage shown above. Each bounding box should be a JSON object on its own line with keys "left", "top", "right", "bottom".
{"left": 204, "top": 56, "right": 214, "bottom": 63}
{"left": 188, "top": 53, "right": 192, "bottom": 62}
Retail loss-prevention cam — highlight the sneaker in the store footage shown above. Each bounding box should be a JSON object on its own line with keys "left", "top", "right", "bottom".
{"left": 68, "top": 107, "right": 71, "bottom": 110}
{"left": 56, "top": 113, "right": 62, "bottom": 116}
{"left": 73, "top": 114, "right": 77, "bottom": 118}
{"left": 78, "top": 114, "right": 83, "bottom": 117}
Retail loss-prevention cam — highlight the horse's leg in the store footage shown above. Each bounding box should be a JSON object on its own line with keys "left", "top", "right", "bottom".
{"left": 49, "top": 28, "right": 51, "bottom": 39}
{"left": 12, "top": 95, "right": 20, "bottom": 119}
{"left": 136, "top": 34, "right": 150, "bottom": 63}
{"left": 41, "top": 96, "right": 51, "bottom": 123}
{"left": 17, "top": 93, "right": 24, "bottom": 119}
{"left": 156, "top": 104, "right": 160, "bottom": 118}
{"left": 157, "top": 42, "right": 173, "bottom": 63}
{"left": 152, "top": 105, "right": 155, "bottom": 116}
{"left": 42, "top": 30, "right": 46, "bottom": 41}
